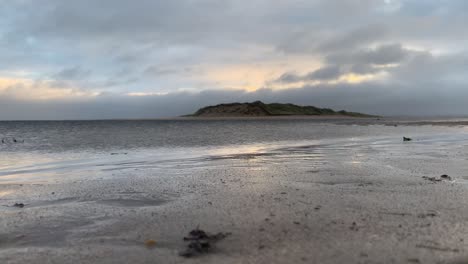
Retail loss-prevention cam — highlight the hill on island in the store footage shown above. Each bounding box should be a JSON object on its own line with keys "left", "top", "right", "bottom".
{"left": 187, "top": 101, "right": 375, "bottom": 117}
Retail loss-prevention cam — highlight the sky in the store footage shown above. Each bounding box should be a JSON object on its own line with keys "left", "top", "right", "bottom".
{"left": 1, "top": 0, "right": 468, "bottom": 119}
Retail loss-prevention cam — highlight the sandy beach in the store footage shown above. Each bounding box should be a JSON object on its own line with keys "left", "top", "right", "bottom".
{"left": 1, "top": 120, "right": 468, "bottom": 263}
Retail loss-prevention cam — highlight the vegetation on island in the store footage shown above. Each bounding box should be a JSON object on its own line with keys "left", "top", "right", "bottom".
{"left": 187, "top": 101, "right": 376, "bottom": 117}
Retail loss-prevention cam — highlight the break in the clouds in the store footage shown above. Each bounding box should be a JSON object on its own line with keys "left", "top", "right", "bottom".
{"left": 1, "top": 0, "right": 468, "bottom": 119}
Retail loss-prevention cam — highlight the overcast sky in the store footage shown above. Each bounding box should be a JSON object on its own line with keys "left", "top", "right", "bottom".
{"left": 1, "top": 0, "right": 467, "bottom": 119}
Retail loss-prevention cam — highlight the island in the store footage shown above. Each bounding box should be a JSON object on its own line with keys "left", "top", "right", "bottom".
{"left": 186, "top": 101, "right": 375, "bottom": 117}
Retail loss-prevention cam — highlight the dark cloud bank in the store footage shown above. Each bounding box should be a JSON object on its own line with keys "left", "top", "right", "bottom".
{"left": 1, "top": 79, "right": 467, "bottom": 120}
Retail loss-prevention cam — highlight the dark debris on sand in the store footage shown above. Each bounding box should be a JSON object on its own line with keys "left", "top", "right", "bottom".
{"left": 179, "top": 228, "right": 231, "bottom": 258}
{"left": 422, "top": 174, "right": 452, "bottom": 183}
{"left": 13, "top": 203, "right": 25, "bottom": 208}
{"left": 1, "top": 137, "right": 24, "bottom": 144}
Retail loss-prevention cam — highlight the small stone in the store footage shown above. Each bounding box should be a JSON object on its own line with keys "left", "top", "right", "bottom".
{"left": 440, "top": 174, "right": 452, "bottom": 180}
{"left": 145, "top": 239, "right": 157, "bottom": 248}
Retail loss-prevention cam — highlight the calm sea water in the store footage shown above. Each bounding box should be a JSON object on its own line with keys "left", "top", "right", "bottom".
{"left": 1, "top": 119, "right": 467, "bottom": 182}
{"left": 0, "top": 119, "right": 377, "bottom": 152}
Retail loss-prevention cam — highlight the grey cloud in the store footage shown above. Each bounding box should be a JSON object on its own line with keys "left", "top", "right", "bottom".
{"left": 0, "top": 0, "right": 437, "bottom": 56}
{"left": 276, "top": 24, "right": 388, "bottom": 55}
{"left": 102, "top": 77, "right": 140, "bottom": 88}
{"left": 143, "top": 67, "right": 178, "bottom": 77}
{"left": 326, "top": 43, "right": 410, "bottom": 66}
{"left": 306, "top": 66, "right": 343, "bottom": 80}
{"left": 274, "top": 44, "right": 468, "bottom": 90}
{"left": 357, "top": 44, "right": 408, "bottom": 65}
{"left": 143, "top": 66, "right": 193, "bottom": 77}
{"left": 391, "top": 51, "right": 468, "bottom": 83}
{"left": 317, "top": 24, "right": 389, "bottom": 54}
{"left": 54, "top": 66, "right": 91, "bottom": 81}
{"left": 3, "top": 1, "right": 468, "bottom": 53}
{"left": 350, "top": 64, "right": 379, "bottom": 75}
{"left": 276, "top": 72, "right": 302, "bottom": 84}
{"left": 276, "top": 43, "right": 413, "bottom": 84}
{"left": 6, "top": 0, "right": 242, "bottom": 45}
{"left": 276, "top": 66, "right": 343, "bottom": 83}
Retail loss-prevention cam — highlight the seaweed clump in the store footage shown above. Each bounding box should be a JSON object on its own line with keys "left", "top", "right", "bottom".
{"left": 179, "top": 228, "right": 231, "bottom": 258}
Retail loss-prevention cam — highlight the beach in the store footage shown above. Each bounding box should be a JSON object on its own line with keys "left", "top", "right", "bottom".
{"left": 1, "top": 118, "right": 468, "bottom": 263}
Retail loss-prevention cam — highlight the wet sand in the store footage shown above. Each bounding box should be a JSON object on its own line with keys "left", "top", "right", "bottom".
{"left": 1, "top": 124, "right": 468, "bottom": 263}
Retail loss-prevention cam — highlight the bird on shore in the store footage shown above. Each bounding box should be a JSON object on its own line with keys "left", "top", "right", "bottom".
{"left": 403, "top": 137, "right": 412, "bottom": 141}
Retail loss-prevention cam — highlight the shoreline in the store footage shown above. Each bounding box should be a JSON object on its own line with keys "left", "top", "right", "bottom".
{"left": 2, "top": 116, "right": 468, "bottom": 127}
{"left": 0, "top": 115, "right": 375, "bottom": 122}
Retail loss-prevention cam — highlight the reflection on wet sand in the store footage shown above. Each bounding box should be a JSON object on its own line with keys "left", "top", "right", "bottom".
{"left": 1, "top": 132, "right": 468, "bottom": 183}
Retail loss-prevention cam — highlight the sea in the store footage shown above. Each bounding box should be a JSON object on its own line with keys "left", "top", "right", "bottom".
{"left": 1, "top": 118, "right": 468, "bottom": 183}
